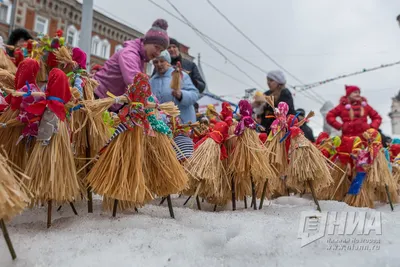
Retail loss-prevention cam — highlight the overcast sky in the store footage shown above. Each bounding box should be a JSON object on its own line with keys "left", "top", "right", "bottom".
{"left": 94, "top": 0, "right": 400, "bottom": 135}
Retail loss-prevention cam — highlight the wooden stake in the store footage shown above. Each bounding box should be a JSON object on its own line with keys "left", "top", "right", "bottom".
{"left": 231, "top": 177, "right": 236, "bottom": 211}
{"left": 0, "top": 219, "right": 16, "bottom": 260}
{"left": 385, "top": 184, "right": 394, "bottom": 211}
{"left": 57, "top": 205, "right": 62, "bottom": 211}
{"left": 213, "top": 205, "right": 217, "bottom": 212}
{"left": 159, "top": 197, "right": 166, "bottom": 205}
{"left": 70, "top": 202, "right": 78, "bottom": 215}
{"left": 259, "top": 180, "right": 268, "bottom": 210}
{"left": 112, "top": 199, "right": 118, "bottom": 217}
{"left": 244, "top": 197, "right": 247, "bottom": 209}
{"left": 183, "top": 196, "right": 192, "bottom": 206}
{"left": 87, "top": 187, "right": 93, "bottom": 213}
{"left": 196, "top": 196, "right": 201, "bottom": 210}
{"left": 251, "top": 177, "right": 257, "bottom": 210}
{"left": 308, "top": 181, "right": 321, "bottom": 212}
{"left": 166, "top": 195, "right": 175, "bottom": 219}
{"left": 47, "top": 200, "right": 52, "bottom": 228}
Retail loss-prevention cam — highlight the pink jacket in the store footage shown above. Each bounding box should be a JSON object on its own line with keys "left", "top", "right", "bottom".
{"left": 94, "top": 38, "right": 148, "bottom": 99}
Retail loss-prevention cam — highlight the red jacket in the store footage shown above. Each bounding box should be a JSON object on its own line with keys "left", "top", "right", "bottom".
{"left": 326, "top": 96, "right": 381, "bottom": 138}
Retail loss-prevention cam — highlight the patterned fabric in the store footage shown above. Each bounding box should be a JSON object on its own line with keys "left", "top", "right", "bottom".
{"left": 118, "top": 72, "right": 153, "bottom": 135}
{"left": 195, "top": 121, "right": 229, "bottom": 160}
{"left": 270, "top": 102, "right": 289, "bottom": 136}
{"left": 145, "top": 95, "right": 172, "bottom": 137}
{"left": 234, "top": 100, "right": 256, "bottom": 136}
{"left": 173, "top": 134, "right": 194, "bottom": 161}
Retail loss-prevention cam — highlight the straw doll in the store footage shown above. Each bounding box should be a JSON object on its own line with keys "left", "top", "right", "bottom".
{"left": 229, "top": 100, "right": 275, "bottom": 208}
{"left": 392, "top": 153, "right": 400, "bottom": 195}
{"left": 285, "top": 116, "right": 334, "bottom": 211}
{"left": 363, "top": 128, "right": 398, "bottom": 206}
{"left": 185, "top": 121, "right": 230, "bottom": 205}
{"left": 86, "top": 73, "right": 155, "bottom": 213}
{"left": 0, "top": 151, "right": 32, "bottom": 260}
{"left": 24, "top": 69, "right": 82, "bottom": 225}
{"left": 0, "top": 58, "right": 43, "bottom": 171}
{"left": 344, "top": 144, "right": 374, "bottom": 208}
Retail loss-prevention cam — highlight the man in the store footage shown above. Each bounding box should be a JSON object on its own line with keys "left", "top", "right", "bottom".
{"left": 296, "top": 108, "right": 315, "bottom": 142}
{"left": 6, "top": 28, "right": 33, "bottom": 57}
{"left": 150, "top": 50, "right": 199, "bottom": 124}
{"left": 168, "top": 38, "right": 206, "bottom": 93}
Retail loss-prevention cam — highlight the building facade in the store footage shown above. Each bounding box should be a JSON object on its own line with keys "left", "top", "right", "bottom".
{"left": 1, "top": 0, "right": 193, "bottom": 71}
{"left": 389, "top": 91, "right": 400, "bottom": 135}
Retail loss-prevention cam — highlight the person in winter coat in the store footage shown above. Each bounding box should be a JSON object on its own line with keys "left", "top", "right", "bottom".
{"left": 150, "top": 50, "right": 199, "bottom": 124}
{"left": 94, "top": 19, "right": 170, "bottom": 109}
{"left": 296, "top": 108, "right": 315, "bottom": 142}
{"left": 167, "top": 38, "right": 206, "bottom": 93}
{"left": 326, "top": 85, "right": 382, "bottom": 138}
{"left": 260, "top": 70, "right": 295, "bottom": 133}
{"left": 6, "top": 28, "right": 33, "bottom": 57}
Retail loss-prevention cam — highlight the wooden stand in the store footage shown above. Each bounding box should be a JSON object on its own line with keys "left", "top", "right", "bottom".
{"left": 183, "top": 196, "right": 192, "bottom": 206}
{"left": 385, "top": 184, "right": 394, "bottom": 211}
{"left": 244, "top": 197, "right": 247, "bottom": 209}
{"left": 159, "top": 197, "right": 166, "bottom": 205}
{"left": 251, "top": 177, "right": 257, "bottom": 210}
{"left": 166, "top": 195, "right": 175, "bottom": 219}
{"left": 87, "top": 187, "right": 93, "bottom": 213}
{"left": 231, "top": 177, "right": 236, "bottom": 211}
{"left": 196, "top": 196, "right": 202, "bottom": 210}
{"left": 308, "top": 181, "right": 321, "bottom": 212}
{"left": 213, "top": 204, "right": 217, "bottom": 212}
{"left": 47, "top": 200, "right": 52, "bottom": 228}
{"left": 0, "top": 219, "right": 16, "bottom": 260}
{"left": 112, "top": 199, "right": 118, "bottom": 217}
{"left": 259, "top": 180, "right": 268, "bottom": 210}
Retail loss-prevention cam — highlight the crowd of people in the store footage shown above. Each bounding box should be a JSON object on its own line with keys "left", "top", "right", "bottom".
{"left": 0, "top": 18, "right": 399, "bottom": 261}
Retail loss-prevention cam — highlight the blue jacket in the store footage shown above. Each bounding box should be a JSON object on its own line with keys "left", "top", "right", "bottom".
{"left": 150, "top": 67, "right": 199, "bottom": 123}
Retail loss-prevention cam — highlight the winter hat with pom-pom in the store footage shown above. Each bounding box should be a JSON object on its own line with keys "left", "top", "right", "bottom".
{"left": 345, "top": 85, "right": 360, "bottom": 97}
{"left": 144, "top": 19, "right": 169, "bottom": 49}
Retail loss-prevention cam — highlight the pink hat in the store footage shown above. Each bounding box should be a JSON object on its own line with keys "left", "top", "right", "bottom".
{"left": 72, "top": 47, "right": 87, "bottom": 70}
{"left": 144, "top": 19, "right": 169, "bottom": 49}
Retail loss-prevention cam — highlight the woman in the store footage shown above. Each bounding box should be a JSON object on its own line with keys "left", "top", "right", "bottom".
{"left": 326, "top": 85, "right": 381, "bottom": 138}
{"left": 260, "top": 70, "right": 295, "bottom": 133}
{"left": 150, "top": 50, "right": 199, "bottom": 162}
{"left": 94, "top": 19, "right": 169, "bottom": 108}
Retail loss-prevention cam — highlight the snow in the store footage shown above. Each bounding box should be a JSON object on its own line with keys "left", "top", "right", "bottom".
{"left": 1, "top": 195, "right": 400, "bottom": 267}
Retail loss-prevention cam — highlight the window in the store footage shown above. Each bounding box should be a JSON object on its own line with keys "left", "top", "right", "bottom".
{"left": 115, "top": 44, "right": 123, "bottom": 54}
{"left": 100, "top": 39, "right": 110, "bottom": 59}
{"left": 0, "top": 4, "right": 8, "bottom": 22}
{"left": 66, "top": 25, "right": 78, "bottom": 46}
{"left": 91, "top": 36, "right": 101, "bottom": 55}
{"left": 34, "top": 15, "right": 49, "bottom": 34}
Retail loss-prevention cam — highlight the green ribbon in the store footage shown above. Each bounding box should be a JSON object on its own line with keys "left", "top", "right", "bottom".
{"left": 146, "top": 95, "right": 172, "bottom": 137}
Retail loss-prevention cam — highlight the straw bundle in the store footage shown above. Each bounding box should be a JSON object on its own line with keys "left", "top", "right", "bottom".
{"left": 317, "top": 162, "right": 349, "bottom": 200}
{"left": 185, "top": 138, "right": 229, "bottom": 200}
{"left": 170, "top": 63, "right": 182, "bottom": 92}
{"left": 84, "top": 97, "right": 180, "bottom": 117}
{"left": 367, "top": 151, "right": 399, "bottom": 203}
{"left": 286, "top": 133, "right": 333, "bottom": 193}
{"left": 71, "top": 109, "right": 88, "bottom": 180}
{"left": 393, "top": 165, "right": 400, "bottom": 195}
{"left": 0, "top": 69, "right": 15, "bottom": 90}
{"left": 54, "top": 46, "right": 76, "bottom": 69}
{"left": 0, "top": 151, "right": 32, "bottom": 221}
{"left": 266, "top": 131, "right": 288, "bottom": 177}
{"left": 25, "top": 120, "right": 83, "bottom": 205}
{"left": 344, "top": 184, "right": 374, "bottom": 208}
{"left": 86, "top": 128, "right": 152, "bottom": 204}
{"left": 0, "top": 109, "right": 28, "bottom": 171}
{"left": 143, "top": 133, "right": 188, "bottom": 197}
{"left": 228, "top": 128, "right": 275, "bottom": 200}
{"left": 0, "top": 51, "right": 16, "bottom": 74}
{"left": 37, "top": 59, "right": 47, "bottom": 83}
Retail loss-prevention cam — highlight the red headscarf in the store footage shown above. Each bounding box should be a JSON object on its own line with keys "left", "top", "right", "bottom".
{"left": 26, "top": 68, "right": 71, "bottom": 121}
{"left": 6, "top": 58, "right": 40, "bottom": 110}
{"left": 195, "top": 121, "right": 229, "bottom": 160}
{"left": 220, "top": 102, "right": 233, "bottom": 126}
{"left": 72, "top": 47, "right": 87, "bottom": 70}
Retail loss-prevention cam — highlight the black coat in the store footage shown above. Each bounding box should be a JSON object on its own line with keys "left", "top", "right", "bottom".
{"left": 300, "top": 123, "right": 315, "bottom": 142}
{"left": 171, "top": 55, "right": 206, "bottom": 93}
{"left": 260, "top": 88, "right": 295, "bottom": 133}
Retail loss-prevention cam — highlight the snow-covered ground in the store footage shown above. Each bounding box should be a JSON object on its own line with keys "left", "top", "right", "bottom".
{"left": 1, "top": 195, "right": 399, "bottom": 267}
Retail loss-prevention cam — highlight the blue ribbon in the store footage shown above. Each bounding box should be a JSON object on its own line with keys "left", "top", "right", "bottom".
{"left": 47, "top": 96, "right": 65, "bottom": 103}
{"left": 279, "top": 112, "right": 301, "bottom": 143}
{"left": 69, "top": 104, "right": 83, "bottom": 113}
{"left": 347, "top": 172, "right": 367, "bottom": 195}
{"left": 233, "top": 105, "right": 239, "bottom": 114}
{"left": 22, "top": 81, "right": 32, "bottom": 97}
